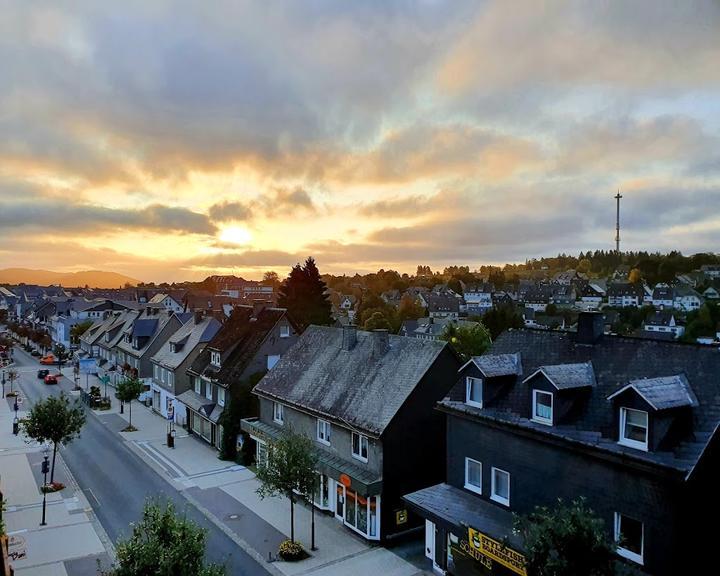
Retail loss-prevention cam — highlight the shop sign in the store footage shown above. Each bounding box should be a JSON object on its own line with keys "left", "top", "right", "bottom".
{"left": 463, "top": 526, "right": 527, "bottom": 576}
{"left": 395, "top": 508, "right": 408, "bottom": 525}
{"left": 339, "top": 473, "right": 352, "bottom": 487}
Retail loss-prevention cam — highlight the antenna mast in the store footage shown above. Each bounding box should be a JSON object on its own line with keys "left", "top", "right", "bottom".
{"left": 615, "top": 191, "right": 622, "bottom": 254}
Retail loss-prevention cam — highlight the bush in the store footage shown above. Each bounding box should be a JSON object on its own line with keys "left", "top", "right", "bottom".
{"left": 278, "top": 539, "right": 308, "bottom": 561}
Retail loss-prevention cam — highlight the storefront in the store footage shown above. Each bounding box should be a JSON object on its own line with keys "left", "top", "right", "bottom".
{"left": 176, "top": 389, "right": 222, "bottom": 448}
{"left": 404, "top": 484, "right": 526, "bottom": 576}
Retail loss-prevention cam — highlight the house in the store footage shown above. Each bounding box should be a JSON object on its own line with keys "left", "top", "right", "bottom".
{"left": 148, "top": 292, "right": 186, "bottom": 314}
{"left": 522, "top": 284, "right": 553, "bottom": 312}
{"left": 149, "top": 312, "right": 221, "bottom": 425}
{"left": 380, "top": 290, "right": 402, "bottom": 307}
{"left": 96, "top": 310, "right": 140, "bottom": 386}
{"left": 579, "top": 283, "right": 605, "bottom": 310}
{"left": 183, "top": 306, "right": 299, "bottom": 448}
{"left": 673, "top": 285, "right": 704, "bottom": 312}
{"left": 642, "top": 311, "right": 684, "bottom": 339}
{"left": 463, "top": 284, "right": 494, "bottom": 314}
{"left": 241, "top": 325, "right": 461, "bottom": 542}
{"left": 404, "top": 313, "right": 720, "bottom": 575}
{"left": 607, "top": 282, "right": 644, "bottom": 307}
{"left": 651, "top": 283, "right": 674, "bottom": 309}
{"left": 426, "top": 294, "right": 460, "bottom": 319}
{"left": 702, "top": 286, "right": 719, "bottom": 300}
{"left": 550, "top": 284, "right": 576, "bottom": 307}
{"left": 700, "top": 264, "right": 720, "bottom": 278}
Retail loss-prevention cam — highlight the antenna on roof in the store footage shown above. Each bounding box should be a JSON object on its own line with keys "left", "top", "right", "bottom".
{"left": 615, "top": 190, "right": 622, "bottom": 254}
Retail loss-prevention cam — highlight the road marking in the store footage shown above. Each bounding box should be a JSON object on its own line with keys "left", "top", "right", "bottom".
{"left": 84, "top": 488, "right": 101, "bottom": 507}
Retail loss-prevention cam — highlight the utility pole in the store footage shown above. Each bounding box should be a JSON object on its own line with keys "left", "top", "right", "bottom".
{"left": 615, "top": 190, "right": 622, "bottom": 254}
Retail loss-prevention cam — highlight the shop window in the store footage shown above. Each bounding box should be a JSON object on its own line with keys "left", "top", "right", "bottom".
{"left": 491, "top": 467, "right": 510, "bottom": 506}
{"left": 273, "top": 402, "right": 284, "bottom": 424}
{"left": 342, "top": 487, "right": 379, "bottom": 539}
{"left": 532, "top": 390, "right": 553, "bottom": 425}
{"left": 314, "top": 474, "right": 330, "bottom": 510}
{"left": 317, "top": 419, "right": 331, "bottom": 445}
{"left": 352, "top": 432, "right": 368, "bottom": 462}
{"left": 465, "top": 377, "right": 483, "bottom": 408}
{"left": 619, "top": 408, "right": 648, "bottom": 451}
{"left": 464, "top": 458, "right": 482, "bottom": 495}
{"left": 614, "top": 512, "right": 644, "bottom": 565}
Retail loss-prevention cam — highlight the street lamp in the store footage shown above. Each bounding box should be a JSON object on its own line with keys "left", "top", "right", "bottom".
{"left": 1, "top": 369, "right": 5, "bottom": 397}
{"left": 40, "top": 445, "right": 50, "bottom": 526}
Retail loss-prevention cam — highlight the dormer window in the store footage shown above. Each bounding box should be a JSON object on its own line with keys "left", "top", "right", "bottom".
{"left": 618, "top": 408, "right": 648, "bottom": 451}
{"left": 532, "top": 390, "right": 553, "bottom": 425}
{"left": 465, "top": 377, "right": 483, "bottom": 408}
{"left": 170, "top": 342, "right": 176, "bottom": 353}
{"left": 210, "top": 351, "right": 221, "bottom": 367}
{"left": 280, "top": 325, "right": 290, "bottom": 338}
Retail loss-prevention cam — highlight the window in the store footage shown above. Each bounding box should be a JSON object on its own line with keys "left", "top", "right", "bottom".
{"left": 491, "top": 468, "right": 510, "bottom": 506}
{"left": 532, "top": 390, "right": 553, "bottom": 425}
{"left": 167, "top": 372, "right": 174, "bottom": 387}
{"left": 267, "top": 354, "right": 280, "bottom": 370}
{"left": 153, "top": 364, "right": 159, "bottom": 381}
{"left": 194, "top": 377, "right": 201, "bottom": 395}
{"left": 280, "top": 325, "right": 290, "bottom": 338}
{"left": 464, "top": 458, "right": 482, "bottom": 495}
{"left": 210, "top": 351, "right": 221, "bottom": 367}
{"left": 614, "top": 513, "right": 644, "bottom": 565}
{"left": 273, "top": 402, "right": 284, "bottom": 424}
{"left": 205, "top": 382, "right": 212, "bottom": 400}
{"left": 619, "top": 408, "right": 648, "bottom": 451}
{"left": 351, "top": 432, "right": 368, "bottom": 462}
{"left": 256, "top": 440, "right": 268, "bottom": 468}
{"left": 317, "top": 419, "right": 331, "bottom": 445}
{"left": 465, "top": 376, "right": 483, "bottom": 408}
{"left": 217, "top": 388, "right": 226, "bottom": 407}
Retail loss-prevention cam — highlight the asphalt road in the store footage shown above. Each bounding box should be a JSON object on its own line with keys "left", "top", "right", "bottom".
{"left": 9, "top": 347, "right": 270, "bottom": 576}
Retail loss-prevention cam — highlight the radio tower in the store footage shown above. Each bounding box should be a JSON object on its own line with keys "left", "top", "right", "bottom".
{"left": 615, "top": 190, "right": 622, "bottom": 254}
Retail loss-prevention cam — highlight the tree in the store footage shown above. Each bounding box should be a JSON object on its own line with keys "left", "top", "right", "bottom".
{"left": 439, "top": 323, "right": 492, "bottom": 361}
{"left": 277, "top": 257, "right": 333, "bottom": 331}
{"left": 628, "top": 268, "right": 642, "bottom": 284}
{"left": 262, "top": 271, "right": 280, "bottom": 289}
{"left": 514, "top": 498, "right": 616, "bottom": 576}
{"left": 481, "top": 304, "right": 524, "bottom": 340}
{"left": 398, "top": 294, "right": 425, "bottom": 323}
{"left": 219, "top": 372, "right": 263, "bottom": 462}
{"left": 6, "top": 369, "right": 18, "bottom": 395}
{"left": 545, "top": 303, "right": 558, "bottom": 316}
{"left": 363, "top": 311, "right": 392, "bottom": 331}
{"left": 108, "top": 500, "right": 224, "bottom": 576}
{"left": 256, "top": 430, "right": 317, "bottom": 543}
{"left": 22, "top": 392, "right": 86, "bottom": 483}
{"left": 70, "top": 320, "right": 94, "bottom": 345}
{"left": 116, "top": 377, "right": 145, "bottom": 431}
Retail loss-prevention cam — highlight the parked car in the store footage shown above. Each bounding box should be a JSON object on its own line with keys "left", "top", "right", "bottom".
{"left": 37, "top": 369, "right": 50, "bottom": 379}
{"left": 31, "top": 350, "right": 41, "bottom": 357}
{"left": 39, "top": 354, "right": 56, "bottom": 365}
{"left": 44, "top": 374, "right": 58, "bottom": 385}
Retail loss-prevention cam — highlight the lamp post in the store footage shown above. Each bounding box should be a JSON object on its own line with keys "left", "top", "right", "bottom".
{"left": 1, "top": 369, "right": 5, "bottom": 397}
{"left": 40, "top": 445, "right": 50, "bottom": 526}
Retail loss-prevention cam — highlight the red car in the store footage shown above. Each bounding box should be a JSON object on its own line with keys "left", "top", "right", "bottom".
{"left": 44, "top": 374, "right": 58, "bottom": 385}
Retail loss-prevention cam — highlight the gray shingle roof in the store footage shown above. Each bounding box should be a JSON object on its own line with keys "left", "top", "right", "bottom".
{"left": 607, "top": 375, "right": 699, "bottom": 411}
{"left": 253, "top": 326, "right": 448, "bottom": 437}
{"left": 469, "top": 353, "right": 522, "bottom": 378}
{"left": 151, "top": 316, "right": 221, "bottom": 370}
{"left": 525, "top": 361, "right": 596, "bottom": 390}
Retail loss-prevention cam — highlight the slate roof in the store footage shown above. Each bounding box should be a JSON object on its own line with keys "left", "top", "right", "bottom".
{"left": 132, "top": 319, "right": 158, "bottom": 339}
{"left": 151, "top": 316, "right": 221, "bottom": 370}
{"left": 607, "top": 282, "right": 644, "bottom": 297}
{"left": 645, "top": 311, "right": 680, "bottom": 327}
{"left": 608, "top": 375, "right": 699, "bottom": 411}
{"left": 524, "top": 361, "right": 596, "bottom": 390}
{"left": 467, "top": 353, "right": 522, "bottom": 378}
{"left": 99, "top": 311, "right": 140, "bottom": 351}
{"left": 253, "top": 326, "right": 449, "bottom": 437}
{"left": 426, "top": 294, "right": 460, "bottom": 313}
{"left": 441, "top": 327, "right": 720, "bottom": 476}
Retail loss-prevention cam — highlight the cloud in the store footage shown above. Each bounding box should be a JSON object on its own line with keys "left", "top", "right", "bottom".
{"left": 208, "top": 201, "right": 252, "bottom": 222}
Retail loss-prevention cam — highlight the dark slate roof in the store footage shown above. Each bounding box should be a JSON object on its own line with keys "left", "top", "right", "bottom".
{"left": 403, "top": 483, "right": 522, "bottom": 549}
{"left": 608, "top": 375, "right": 699, "bottom": 411}
{"left": 132, "top": 318, "right": 158, "bottom": 338}
{"left": 607, "top": 282, "right": 644, "bottom": 297}
{"left": 468, "top": 353, "right": 522, "bottom": 378}
{"left": 253, "top": 326, "right": 448, "bottom": 437}
{"left": 524, "top": 361, "right": 595, "bottom": 390}
{"left": 426, "top": 294, "right": 460, "bottom": 313}
{"left": 645, "top": 311, "right": 680, "bottom": 327}
{"left": 441, "top": 328, "right": 720, "bottom": 476}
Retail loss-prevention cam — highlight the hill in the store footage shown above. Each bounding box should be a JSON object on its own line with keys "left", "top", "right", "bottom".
{"left": 0, "top": 268, "right": 140, "bottom": 288}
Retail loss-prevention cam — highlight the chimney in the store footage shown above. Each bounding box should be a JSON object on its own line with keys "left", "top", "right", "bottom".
{"left": 342, "top": 324, "right": 357, "bottom": 351}
{"left": 252, "top": 299, "right": 268, "bottom": 318}
{"left": 371, "top": 329, "right": 389, "bottom": 356}
{"left": 577, "top": 312, "right": 604, "bottom": 345}
{"left": 194, "top": 310, "right": 203, "bottom": 324}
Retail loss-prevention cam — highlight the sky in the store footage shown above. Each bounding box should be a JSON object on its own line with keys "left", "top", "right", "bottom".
{"left": 1, "top": 0, "right": 719, "bottom": 282}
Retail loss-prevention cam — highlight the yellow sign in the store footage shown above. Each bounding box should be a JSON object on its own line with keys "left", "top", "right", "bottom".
{"left": 467, "top": 527, "right": 527, "bottom": 576}
{"left": 396, "top": 509, "right": 408, "bottom": 525}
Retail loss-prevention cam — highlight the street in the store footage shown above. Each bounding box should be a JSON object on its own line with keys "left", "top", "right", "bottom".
{"left": 9, "top": 348, "right": 271, "bottom": 576}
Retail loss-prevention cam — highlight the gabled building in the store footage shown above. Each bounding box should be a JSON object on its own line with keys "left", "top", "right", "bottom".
{"left": 673, "top": 285, "right": 703, "bottom": 312}
{"left": 404, "top": 313, "right": 720, "bottom": 575}
{"left": 607, "top": 282, "right": 644, "bottom": 307}
{"left": 96, "top": 310, "right": 140, "bottom": 385}
{"left": 242, "top": 325, "right": 461, "bottom": 542}
{"left": 183, "top": 306, "right": 299, "bottom": 447}
{"left": 150, "top": 312, "right": 222, "bottom": 424}
{"left": 579, "top": 282, "right": 605, "bottom": 310}
{"left": 426, "top": 294, "right": 460, "bottom": 319}
{"left": 464, "top": 284, "right": 494, "bottom": 314}
{"left": 148, "top": 292, "right": 186, "bottom": 313}
{"left": 642, "top": 311, "right": 684, "bottom": 339}
{"left": 651, "top": 283, "right": 674, "bottom": 309}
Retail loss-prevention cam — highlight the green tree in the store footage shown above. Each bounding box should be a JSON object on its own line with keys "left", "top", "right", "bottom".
{"left": 70, "top": 320, "right": 94, "bottom": 345}
{"left": 277, "top": 257, "right": 333, "bottom": 331}
{"left": 481, "top": 304, "right": 524, "bottom": 340}
{"left": 439, "top": 323, "right": 492, "bottom": 361}
{"left": 398, "top": 294, "right": 425, "bottom": 323}
{"left": 256, "top": 430, "right": 317, "bottom": 543}
{"left": 22, "top": 392, "right": 86, "bottom": 483}
{"left": 363, "top": 311, "right": 393, "bottom": 331}
{"left": 6, "top": 369, "right": 18, "bottom": 395}
{"left": 514, "top": 498, "right": 616, "bottom": 576}
{"left": 218, "top": 372, "right": 263, "bottom": 462}
{"left": 116, "top": 377, "right": 145, "bottom": 431}
{"left": 108, "top": 500, "right": 224, "bottom": 576}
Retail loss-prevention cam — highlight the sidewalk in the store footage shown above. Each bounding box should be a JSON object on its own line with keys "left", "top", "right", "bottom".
{"left": 0, "top": 390, "right": 113, "bottom": 576}
{"left": 98, "top": 383, "right": 429, "bottom": 576}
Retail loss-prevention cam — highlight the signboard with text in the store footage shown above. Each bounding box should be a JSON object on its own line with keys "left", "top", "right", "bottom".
{"left": 450, "top": 526, "right": 527, "bottom": 576}
{"left": 79, "top": 358, "right": 98, "bottom": 375}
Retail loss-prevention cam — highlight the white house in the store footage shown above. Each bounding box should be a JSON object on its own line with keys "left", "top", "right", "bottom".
{"left": 673, "top": 286, "right": 704, "bottom": 312}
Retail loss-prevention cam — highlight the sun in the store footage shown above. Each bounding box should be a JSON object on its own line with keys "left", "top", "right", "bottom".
{"left": 218, "top": 225, "right": 253, "bottom": 246}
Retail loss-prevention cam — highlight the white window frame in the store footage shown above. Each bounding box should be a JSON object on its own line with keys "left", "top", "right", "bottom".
{"left": 273, "top": 402, "right": 284, "bottom": 424}
{"left": 351, "top": 432, "right": 368, "bottom": 462}
{"left": 316, "top": 419, "right": 331, "bottom": 445}
{"left": 210, "top": 351, "right": 221, "bottom": 367}
{"left": 464, "top": 457, "right": 482, "bottom": 495}
{"left": 614, "top": 512, "right": 644, "bottom": 565}
{"left": 205, "top": 382, "right": 212, "bottom": 400}
{"left": 532, "top": 389, "right": 554, "bottom": 425}
{"left": 279, "top": 325, "right": 290, "bottom": 338}
{"left": 194, "top": 378, "right": 201, "bottom": 394}
{"left": 465, "top": 376, "right": 483, "bottom": 408}
{"left": 217, "top": 387, "right": 226, "bottom": 407}
{"left": 618, "top": 407, "right": 649, "bottom": 451}
{"left": 490, "top": 467, "right": 510, "bottom": 506}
